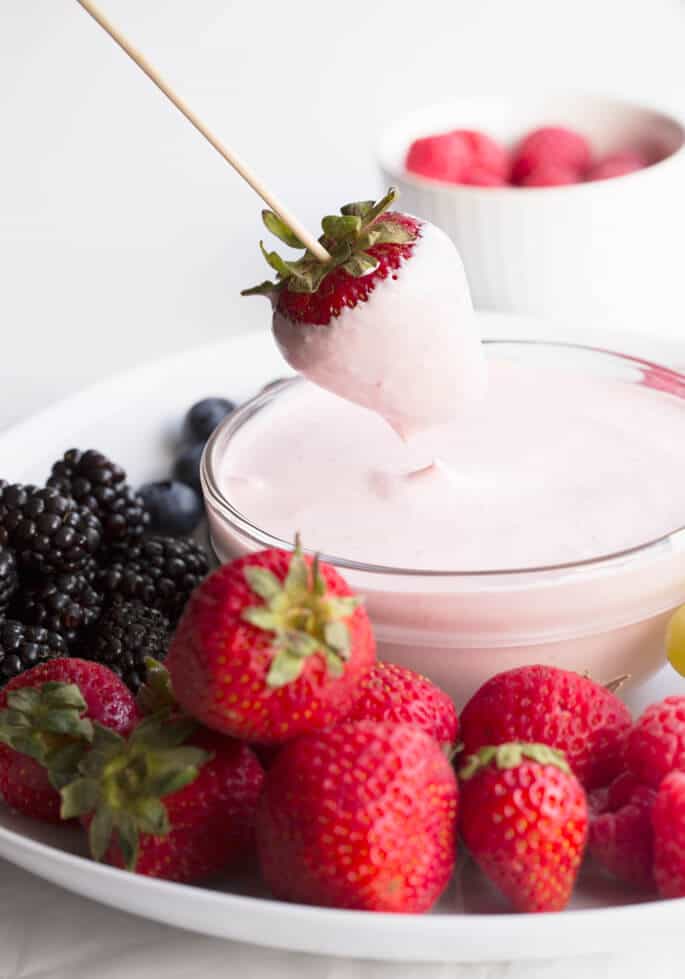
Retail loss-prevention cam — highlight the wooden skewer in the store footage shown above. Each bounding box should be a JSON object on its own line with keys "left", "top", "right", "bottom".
{"left": 75, "top": 0, "right": 331, "bottom": 263}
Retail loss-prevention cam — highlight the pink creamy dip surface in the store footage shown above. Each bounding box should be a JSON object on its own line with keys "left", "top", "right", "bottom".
{"left": 219, "top": 360, "right": 685, "bottom": 572}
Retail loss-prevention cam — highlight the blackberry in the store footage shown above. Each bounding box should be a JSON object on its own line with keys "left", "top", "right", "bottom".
{"left": 0, "top": 619, "right": 67, "bottom": 682}
{"left": 16, "top": 571, "right": 103, "bottom": 646}
{"left": 83, "top": 601, "right": 170, "bottom": 692}
{"left": 48, "top": 449, "right": 149, "bottom": 551}
{"left": 97, "top": 535, "right": 209, "bottom": 622}
{"left": 0, "top": 483, "right": 102, "bottom": 576}
{"left": 0, "top": 546, "right": 18, "bottom": 613}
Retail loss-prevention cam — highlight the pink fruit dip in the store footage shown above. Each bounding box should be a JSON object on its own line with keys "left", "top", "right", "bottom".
{"left": 272, "top": 222, "right": 487, "bottom": 439}
{"left": 218, "top": 361, "right": 685, "bottom": 572}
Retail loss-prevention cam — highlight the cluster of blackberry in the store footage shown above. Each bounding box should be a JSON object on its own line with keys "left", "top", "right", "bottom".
{"left": 0, "top": 450, "right": 209, "bottom": 690}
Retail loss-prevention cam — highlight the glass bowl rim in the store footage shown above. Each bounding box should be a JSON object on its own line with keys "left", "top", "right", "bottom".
{"left": 201, "top": 338, "right": 685, "bottom": 580}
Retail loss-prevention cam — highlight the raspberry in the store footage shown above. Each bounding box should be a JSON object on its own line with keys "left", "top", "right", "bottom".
{"left": 588, "top": 772, "right": 656, "bottom": 889}
{"left": 625, "top": 696, "right": 685, "bottom": 788}
{"left": 511, "top": 126, "right": 591, "bottom": 184}
{"left": 406, "top": 130, "right": 508, "bottom": 185}
{"left": 519, "top": 164, "right": 582, "bottom": 187}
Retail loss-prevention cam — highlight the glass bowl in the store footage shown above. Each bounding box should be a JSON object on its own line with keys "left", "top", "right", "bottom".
{"left": 202, "top": 339, "right": 685, "bottom": 706}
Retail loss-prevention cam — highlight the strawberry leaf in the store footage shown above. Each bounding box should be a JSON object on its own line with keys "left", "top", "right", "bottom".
{"left": 89, "top": 805, "right": 113, "bottom": 862}
{"left": 242, "top": 607, "right": 280, "bottom": 631}
{"left": 244, "top": 566, "right": 283, "bottom": 601}
{"left": 340, "top": 200, "right": 375, "bottom": 218}
{"left": 321, "top": 215, "right": 362, "bottom": 240}
{"left": 240, "top": 280, "right": 278, "bottom": 297}
{"left": 324, "top": 621, "right": 350, "bottom": 656}
{"left": 342, "top": 252, "right": 379, "bottom": 277}
{"left": 267, "top": 650, "right": 307, "bottom": 688}
{"left": 262, "top": 210, "right": 304, "bottom": 248}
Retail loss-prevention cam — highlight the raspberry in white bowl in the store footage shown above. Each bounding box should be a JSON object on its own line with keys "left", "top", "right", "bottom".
{"left": 379, "top": 93, "right": 685, "bottom": 321}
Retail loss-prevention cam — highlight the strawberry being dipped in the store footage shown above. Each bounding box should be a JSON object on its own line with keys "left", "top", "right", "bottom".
{"left": 166, "top": 540, "right": 375, "bottom": 743}
{"left": 459, "top": 743, "right": 588, "bottom": 913}
{"left": 243, "top": 188, "right": 487, "bottom": 439}
{"left": 257, "top": 721, "right": 458, "bottom": 912}
{"left": 0, "top": 659, "right": 138, "bottom": 823}
{"left": 60, "top": 714, "right": 264, "bottom": 883}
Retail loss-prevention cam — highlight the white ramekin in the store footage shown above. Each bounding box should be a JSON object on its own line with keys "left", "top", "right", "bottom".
{"left": 378, "top": 93, "right": 685, "bottom": 325}
{"left": 201, "top": 338, "right": 685, "bottom": 708}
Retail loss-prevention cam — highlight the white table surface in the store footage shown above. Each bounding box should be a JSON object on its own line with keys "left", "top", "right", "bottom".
{"left": 2, "top": 0, "right": 685, "bottom": 975}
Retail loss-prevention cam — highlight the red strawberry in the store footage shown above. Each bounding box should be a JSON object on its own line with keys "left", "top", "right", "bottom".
{"left": 344, "top": 661, "right": 458, "bottom": 748}
{"left": 459, "top": 743, "right": 588, "bottom": 912}
{"left": 62, "top": 715, "right": 264, "bottom": 883}
{"left": 652, "top": 771, "right": 685, "bottom": 898}
{"left": 511, "top": 126, "right": 591, "bottom": 184}
{"left": 588, "top": 772, "right": 656, "bottom": 889}
{"left": 625, "top": 696, "right": 685, "bottom": 788}
{"left": 271, "top": 210, "right": 420, "bottom": 327}
{"left": 459, "top": 665, "right": 632, "bottom": 789}
{"left": 256, "top": 721, "right": 457, "bottom": 912}
{"left": 586, "top": 152, "right": 646, "bottom": 181}
{"left": 166, "top": 541, "right": 375, "bottom": 743}
{"left": 406, "top": 130, "right": 509, "bottom": 185}
{"left": 0, "top": 658, "right": 138, "bottom": 823}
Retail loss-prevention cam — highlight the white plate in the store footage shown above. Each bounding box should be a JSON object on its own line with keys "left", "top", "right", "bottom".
{"left": 1, "top": 314, "right": 685, "bottom": 963}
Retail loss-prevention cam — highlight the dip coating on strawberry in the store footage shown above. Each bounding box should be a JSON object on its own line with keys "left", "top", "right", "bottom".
{"left": 0, "top": 659, "right": 138, "bottom": 822}
{"left": 459, "top": 743, "right": 588, "bottom": 912}
{"left": 61, "top": 715, "right": 264, "bottom": 883}
{"left": 243, "top": 188, "right": 487, "bottom": 438}
{"left": 344, "top": 661, "right": 458, "bottom": 749}
{"left": 256, "top": 721, "right": 457, "bottom": 912}
{"left": 459, "top": 665, "right": 632, "bottom": 789}
{"left": 166, "top": 542, "right": 375, "bottom": 743}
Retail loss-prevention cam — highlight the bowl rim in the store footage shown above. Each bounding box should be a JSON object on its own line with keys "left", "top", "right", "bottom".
{"left": 377, "top": 91, "right": 685, "bottom": 198}
{"left": 201, "top": 338, "right": 685, "bottom": 581}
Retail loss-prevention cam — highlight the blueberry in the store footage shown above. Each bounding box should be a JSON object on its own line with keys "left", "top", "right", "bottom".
{"left": 138, "top": 481, "right": 204, "bottom": 536}
{"left": 183, "top": 397, "right": 235, "bottom": 444}
{"left": 173, "top": 442, "right": 204, "bottom": 493}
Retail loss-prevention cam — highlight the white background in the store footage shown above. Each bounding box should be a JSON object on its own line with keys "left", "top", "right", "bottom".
{"left": 2, "top": 0, "right": 685, "bottom": 429}
{"left": 1, "top": 1, "right": 685, "bottom": 977}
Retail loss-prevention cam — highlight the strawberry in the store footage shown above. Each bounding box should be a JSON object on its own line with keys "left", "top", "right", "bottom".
{"left": 61, "top": 714, "right": 264, "bottom": 883}
{"left": 652, "top": 771, "right": 685, "bottom": 898}
{"left": 511, "top": 126, "right": 591, "bottom": 184}
{"left": 625, "top": 696, "right": 685, "bottom": 788}
{"left": 343, "top": 661, "right": 458, "bottom": 749}
{"left": 243, "top": 189, "right": 420, "bottom": 326}
{"left": 166, "top": 541, "right": 375, "bottom": 743}
{"left": 256, "top": 721, "right": 457, "bottom": 912}
{"left": 405, "top": 130, "right": 509, "bottom": 185}
{"left": 459, "top": 665, "right": 632, "bottom": 789}
{"left": 459, "top": 743, "right": 588, "bottom": 912}
{"left": 0, "top": 658, "right": 138, "bottom": 823}
{"left": 242, "top": 188, "right": 487, "bottom": 437}
{"left": 588, "top": 772, "right": 656, "bottom": 889}
{"left": 586, "top": 152, "right": 646, "bottom": 181}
